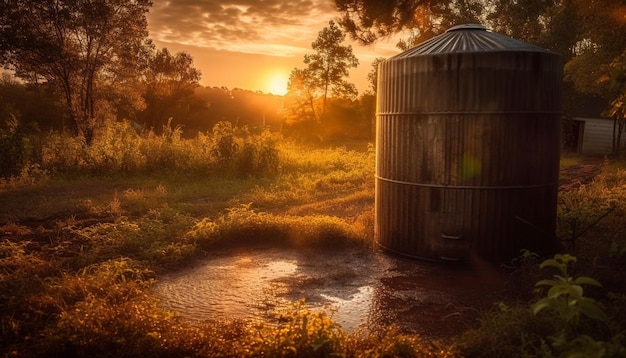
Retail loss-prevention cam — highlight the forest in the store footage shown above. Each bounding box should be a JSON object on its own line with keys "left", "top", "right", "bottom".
{"left": 1, "top": 0, "right": 626, "bottom": 357}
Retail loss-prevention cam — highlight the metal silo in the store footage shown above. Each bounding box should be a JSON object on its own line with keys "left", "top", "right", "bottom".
{"left": 375, "top": 24, "right": 562, "bottom": 263}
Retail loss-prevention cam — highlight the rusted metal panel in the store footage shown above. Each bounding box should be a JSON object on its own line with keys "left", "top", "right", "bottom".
{"left": 375, "top": 25, "right": 562, "bottom": 263}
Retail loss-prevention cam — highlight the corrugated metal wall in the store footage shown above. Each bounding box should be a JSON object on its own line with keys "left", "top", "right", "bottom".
{"left": 576, "top": 117, "right": 624, "bottom": 154}
{"left": 375, "top": 25, "right": 562, "bottom": 263}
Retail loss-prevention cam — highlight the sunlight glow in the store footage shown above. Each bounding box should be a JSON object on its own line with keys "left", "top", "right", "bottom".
{"left": 266, "top": 73, "right": 289, "bottom": 96}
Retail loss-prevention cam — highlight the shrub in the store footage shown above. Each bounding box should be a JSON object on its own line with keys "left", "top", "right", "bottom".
{"left": 243, "top": 300, "right": 346, "bottom": 357}
{"left": 210, "top": 121, "right": 239, "bottom": 168}
{"left": 235, "top": 130, "right": 281, "bottom": 176}
{"left": 87, "top": 120, "right": 146, "bottom": 172}
{"left": 187, "top": 204, "right": 364, "bottom": 250}
{"left": 41, "top": 131, "right": 88, "bottom": 172}
{"left": 0, "top": 118, "right": 27, "bottom": 178}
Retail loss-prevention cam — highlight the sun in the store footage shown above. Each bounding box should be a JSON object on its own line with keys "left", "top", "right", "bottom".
{"left": 266, "top": 73, "right": 289, "bottom": 96}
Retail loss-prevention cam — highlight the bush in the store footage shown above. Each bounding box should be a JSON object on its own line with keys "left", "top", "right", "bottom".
{"left": 0, "top": 114, "right": 37, "bottom": 178}
{"left": 187, "top": 204, "right": 364, "bottom": 250}
{"left": 235, "top": 129, "right": 281, "bottom": 176}
{"left": 210, "top": 121, "right": 239, "bottom": 168}
{"left": 27, "top": 120, "right": 285, "bottom": 178}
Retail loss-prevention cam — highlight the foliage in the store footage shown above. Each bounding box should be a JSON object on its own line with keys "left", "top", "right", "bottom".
{"left": 0, "top": 0, "right": 153, "bottom": 144}
{"left": 562, "top": 1, "right": 626, "bottom": 99}
{"left": 459, "top": 301, "right": 555, "bottom": 357}
{"left": 0, "top": 113, "right": 29, "bottom": 178}
{"left": 348, "top": 326, "right": 459, "bottom": 357}
{"left": 304, "top": 21, "right": 359, "bottom": 103}
{"left": 283, "top": 69, "right": 320, "bottom": 126}
{"left": 235, "top": 129, "right": 281, "bottom": 176}
{"left": 244, "top": 300, "right": 347, "bottom": 357}
{"left": 532, "top": 254, "right": 606, "bottom": 325}
{"left": 71, "top": 211, "right": 197, "bottom": 269}
{"left": 530, "top": 254, "right": 624, "bottom": 357}
{"left": 139, "top": 48, "right": 202, "bottom": 131}
{"left": 0, "top": 75, "right": 65, "bottom": 131}
{"left": 557, "top": 185, "right": 615, "bottom": 251}
{"left": 285, "top": 20, "right": 359, "bottom": 127}
{"left": 460, "top": 252, "right": 626, "bottom": 357}
{"left": 242, "top": 144, "right": 375, "bottom": 213}
{"left": 334, "top": 0, "right": 626, "bottom": 140}
{"left": 209, "top": 121, "right": 239, "bottom": 168}
{"left": 557, "top": 164, "right": 626, "bottom": 257}
{"left": 187, "top": 203, "right": 366, "bottom": 250}
{"left": 1, "top": 120, "right": 283, "bottom": 178}
{"left": 2, "top": 138, "right": 625, "bottom": 357}
{"left": 333, "top": 0, "right": 483, "bottom": 45}
{"left": 366, "top": 57, "right": 385, "bottom": 94}
{"left": 88, "top": 120, "right": 148, "bottom": 173}
{"left": 191, "top": 86, "right": 284, "bottom": 133}
{"left": 601, "top": 50, "right": 626, "bottom": 156}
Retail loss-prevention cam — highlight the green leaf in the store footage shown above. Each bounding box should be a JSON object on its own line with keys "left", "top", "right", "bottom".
{"left": 554, "top": 253, "right": 577, "bottom": 265}
{"left": 548, "top": 284, "right": 583, "bottom": 299}
{"left": 535, "top": 279, "right": 560, "bottom": 287}
{"left": 532, "top": 297, "right": 556, "bottom": 315}
{"left": 540, "top": 258, "right": 563, "bottom": 270}
{"left": 578, "top": 298, "right": 608, "bottom": 322}
{"left": 573, "top": 276, "right": 603, "bottom": 287}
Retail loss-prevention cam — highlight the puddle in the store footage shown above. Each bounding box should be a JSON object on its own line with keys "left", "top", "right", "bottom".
{"left": 153, "top": 246, "right": 509, "bottom": 338}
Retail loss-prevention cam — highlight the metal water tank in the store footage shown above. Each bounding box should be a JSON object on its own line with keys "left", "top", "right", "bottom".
{"left": 375, "top": 24, "right": 562, "bottom": 263}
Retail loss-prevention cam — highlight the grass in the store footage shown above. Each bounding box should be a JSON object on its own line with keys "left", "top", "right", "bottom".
{"left": 1, "top": 122, "right": 626, "bottom": 356}
{"left": 1, "top": 128, "right": 410, "bottom": 357}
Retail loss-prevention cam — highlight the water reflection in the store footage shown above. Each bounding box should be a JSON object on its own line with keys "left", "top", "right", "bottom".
{"left": 153, "top": 246, "right": 507, "bottom": 337}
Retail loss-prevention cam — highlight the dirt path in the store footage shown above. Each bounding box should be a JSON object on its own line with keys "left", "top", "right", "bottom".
{"left": 559, "top": 157, "right": 605, "bottom": 192}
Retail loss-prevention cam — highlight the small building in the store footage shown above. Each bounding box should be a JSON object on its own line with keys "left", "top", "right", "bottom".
{"left": 569, "top": 117, "right": 625, "bottom": 155}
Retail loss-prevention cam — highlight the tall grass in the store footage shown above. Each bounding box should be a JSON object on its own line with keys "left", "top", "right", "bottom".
{"left": 2, "top": 119, "right": 626, "bottom": 357}
{"left": 1, "top": 121, "right": 401, "bottom": 357}
{"left": 6, "top": 120, "right": 280, "bottom": 178}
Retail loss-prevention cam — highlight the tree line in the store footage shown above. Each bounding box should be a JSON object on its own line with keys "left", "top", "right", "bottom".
{"left": 1, "top": 0, "right": 624, "bottom": 148}
{"left": 334, "top": 0, "right": 626, "bottom": 151}
{"left": 0, "top": 2, "right": 374, "bottom": 144}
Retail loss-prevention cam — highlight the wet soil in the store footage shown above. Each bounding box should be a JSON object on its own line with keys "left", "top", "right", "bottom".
{"left": 154, "top": 245, "right": 509, "bottom": 339}
{"left": 154, "top": 157, "right": 606, "bottom": 339}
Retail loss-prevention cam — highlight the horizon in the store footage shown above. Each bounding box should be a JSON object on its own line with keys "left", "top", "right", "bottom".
{"left": 147, "top": 0, "right": 405, "bottom": 95}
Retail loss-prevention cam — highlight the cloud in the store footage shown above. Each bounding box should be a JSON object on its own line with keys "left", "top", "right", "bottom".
{"left": 148, "top": 0, "right": 336, "bottom": 55}
{"left": 146, "top": 0, "right": 405, "bottom": 92}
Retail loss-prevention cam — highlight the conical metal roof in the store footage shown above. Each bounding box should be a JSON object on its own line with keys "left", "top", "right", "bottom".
{"left": 390, "top": 24, "right": 553, "bottom": 59}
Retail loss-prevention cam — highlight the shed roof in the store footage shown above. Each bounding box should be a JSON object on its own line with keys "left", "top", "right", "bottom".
{"left": 390, "top": 24, "right": 555, "bottom": 59}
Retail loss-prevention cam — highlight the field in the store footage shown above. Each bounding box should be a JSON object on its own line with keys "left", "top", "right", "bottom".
{"left": 1, "top": 122, "right": 626, "bottom": 357}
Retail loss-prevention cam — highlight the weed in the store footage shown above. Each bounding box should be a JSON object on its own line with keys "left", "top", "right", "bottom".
{"left": 349, "top": 326, "right": 459, "bottom": 357}
{"left": 1, "top": 140, "right": 624, "bottom": 357}
{"left": 532, "top": 254, "right": 606, "bottom": 326}
{"left": 530, "top": 254, "right": 626, "bottom": 357}
{"left": 245, "top": 300, "right": 346, "bottom": 357}
{"left": 210, "top": 121, "right": 239, "bottom": 168}
{"left": 188, "top": 204, "right": 365, "bottom": 250}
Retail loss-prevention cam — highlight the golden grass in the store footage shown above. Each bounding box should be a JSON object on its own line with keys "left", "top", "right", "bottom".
{"left": 2, "top": 124, "right": 625, "bottom": 357}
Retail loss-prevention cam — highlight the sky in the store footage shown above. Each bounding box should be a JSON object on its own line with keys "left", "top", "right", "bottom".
{"left": 147, "top": 0, "right": 405, "bottom": 95}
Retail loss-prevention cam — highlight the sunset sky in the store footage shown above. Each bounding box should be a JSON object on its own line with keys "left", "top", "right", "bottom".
{"left": 147, "top": 0, "right": 405, "bottom": 95}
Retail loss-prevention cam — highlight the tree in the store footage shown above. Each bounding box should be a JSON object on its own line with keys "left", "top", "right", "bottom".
{"left": 0, "top": 0, "right": 153, "bottom": 144}
{"left": 561, "top": 1, "right": 626, "bottom": 94}
{"left": 284, "top": 68, "right": 320, "bottom": 124}
{"left": 287, "top": 20, "right": 359, "bottom": 123}
{"left": 140, "top": 48, "right": 202, "bottom": 131}
{"left": 366, "top": 57, "right": 385, "bottom": 94}
{"left": 601, "top": 50, "right": 626, "bottom": 156}
{"left": 334, "top": 0, "right": 483, "bottom": 45}
{"left": 334, "top": 0, "right": 626, "bottom": 150}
